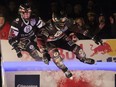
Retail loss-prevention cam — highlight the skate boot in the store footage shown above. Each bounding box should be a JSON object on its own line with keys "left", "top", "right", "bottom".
{"left": 79, "top": 57, "right": 95, "bottom": 64}
{"left": 64, "top": 70, "right": 73, "bottom": 79}
{"left": 42, "top": 58, "right": 49, "bottom": 65}
{"left": 42, "top": 52, "right": 51, "bottom": 65}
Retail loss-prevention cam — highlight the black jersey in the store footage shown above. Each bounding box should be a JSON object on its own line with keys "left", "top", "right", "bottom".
{"left": 40, "top": 19, "right": 74, "bottom": 41}
{"left": 39, "top": 18, "right": 90, "bottom": 42}
{"left": 9, "top": 16, "right": 45, "bottom": 41}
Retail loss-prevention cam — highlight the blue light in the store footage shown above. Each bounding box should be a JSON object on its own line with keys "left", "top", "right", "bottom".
{"left": 2, "top": 60, "right": 116, "bottom": 72}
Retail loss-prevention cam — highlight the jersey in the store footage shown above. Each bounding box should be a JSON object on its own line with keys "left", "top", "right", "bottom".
{"left": 39, "top": 18, "right": 90, "bottom": 42}
{"left": 39, "top": 19, "right": 74, "bottom": 41}
{"left": 9, "top": 16, "right": 45, "bottom": 42}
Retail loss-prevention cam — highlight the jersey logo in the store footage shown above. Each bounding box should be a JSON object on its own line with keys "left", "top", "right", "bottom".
{"left": 24, "top": 25, "right": 32, "bottom": 33}
{"left": 54, "top": 30, "right": 63, "bottom": 37}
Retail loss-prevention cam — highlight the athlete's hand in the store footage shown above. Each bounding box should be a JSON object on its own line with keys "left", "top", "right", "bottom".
{"left": 92, "top": 35, "right": 103, "bottom": 45}
{"left": 17, "top": 51, "right": 22, "bottom": 58}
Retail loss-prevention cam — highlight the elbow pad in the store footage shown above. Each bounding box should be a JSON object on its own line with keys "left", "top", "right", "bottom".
{"left": 8, "top": 38, "right": 19, "bottom": 47}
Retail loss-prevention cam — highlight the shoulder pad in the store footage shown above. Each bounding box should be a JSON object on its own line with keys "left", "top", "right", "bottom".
{"left": 13, "top": 18, "right": 20, "bottom": 23}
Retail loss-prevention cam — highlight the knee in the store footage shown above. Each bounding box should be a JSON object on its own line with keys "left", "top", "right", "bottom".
{"left": 48, "top": 48, "right": 59, "bottom": 58}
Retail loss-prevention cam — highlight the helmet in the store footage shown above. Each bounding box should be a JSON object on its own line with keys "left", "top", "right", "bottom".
{"left": 52, "top": 11, "right": 67, "bottom": 27}
{"left": 18, "top": 2, "right": 32, "bottom": 20}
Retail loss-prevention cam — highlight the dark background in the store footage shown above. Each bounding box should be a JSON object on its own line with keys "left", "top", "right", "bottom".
{"left": 0, "top": 0, "right": 116, "bottom": 20}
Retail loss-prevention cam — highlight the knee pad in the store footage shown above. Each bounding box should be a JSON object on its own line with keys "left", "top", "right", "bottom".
{"left": 49, "top": 48, "right": 68, "bottom": 71}
{"left": 73, "top": 45, "right": 86, "bottom": 58}
{"left": 30, "top": 50, "right": 42, "bottom": 61}
{"left": 49, "top": 48, "right": 61, "bottom": 59}
{"left": 55, "top": 61, "right": 67, "bottom": 71}
{"left": 77, "top": 49, "right": 86, "bottom": 58}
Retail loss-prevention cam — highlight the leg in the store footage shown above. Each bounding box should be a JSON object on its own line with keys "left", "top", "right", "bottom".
{"left": 26, "top": 42, "right": 49, "bottom": 64}
{"left": 37, "top": 38, "right": 51, "bottom": 64}
{"left": 49, "top": 48, "right": 72, "bottom": 78}
{"left": 72, "top": 44, "right": 95, "bottom": 64}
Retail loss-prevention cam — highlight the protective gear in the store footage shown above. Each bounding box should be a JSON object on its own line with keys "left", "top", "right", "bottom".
{"left": 65, "top": 33, "right": 78, "bottom": 46}
{"left": 52, "top": 11, "right": 68, "bottom": 27}
{"left": 78, "top": 57, "right": 95, "bottom": 64}
{"left": 64, "top": 70, "right": 73, "bottom": 78}
{"left": 49, "top": 48, "right": 73, "bottom": 78}
{"left": 19, "top": 3, "right": 32, "bottom": 14}
{"left": 92, "top": 35, "right": 103, "bottom": 45}
{"left": 13, "top": 47, "right": 22, "bottom": 58}
{"left": 73, "top": 46, "right": 95, "bottom": 64}
{"left": 42, "top": 51, "right": 51, "bottom": 65}
{"left": 18, "top": 2, "right": 32, "bottom": 20}
{"left": 9, "top": 39, "right": 22, "bottom": 58}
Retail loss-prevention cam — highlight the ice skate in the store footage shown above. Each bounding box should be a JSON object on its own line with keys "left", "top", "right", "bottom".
{"left": 42, "top": 58, "right": 49, "bottom": 65}
{"left": 84, "top": 58, "right": 95, "bottom": 64}
{"left": 42, "top": 52, "right": 51, "bottom": 65}
{"left": 64, "top": 70, "right": 73, "bottom": 79}
{"left": 79, "top": 57, "right": 95, "bottom": 64}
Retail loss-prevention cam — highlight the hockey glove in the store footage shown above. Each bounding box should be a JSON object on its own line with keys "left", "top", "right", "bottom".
{"left": 15, "top": 47, "right": 22, "bottom": 58}
{"left": 92, "top": 35, "right": 103, "bottom": 45}
{"left": 10, "top": 40, "right": 22, "bottom": 58}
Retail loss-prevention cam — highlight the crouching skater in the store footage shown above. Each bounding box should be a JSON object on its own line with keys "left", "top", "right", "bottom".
{"left": 8, "top": 2, "right": 50, "bottom": 64}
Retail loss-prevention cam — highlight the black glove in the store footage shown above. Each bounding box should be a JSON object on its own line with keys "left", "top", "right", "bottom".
{"left": 92, "top": 35, "right": 103, "bottom": 45}
{"left": 17, "top": 52, "right": 22, "bottom": 58}
{"left": 12, "top": 46, "right": 22, "bottom": 58}
{"left": 10, "top": 40, "right": 22, "bottom": 58}
{"left": 15, "top": 47, "right": 22, "bottom": 58}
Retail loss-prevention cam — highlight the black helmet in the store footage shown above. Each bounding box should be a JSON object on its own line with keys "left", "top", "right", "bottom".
{"left": 19, "top": 2, "right": 32, "bottom": 14}
{"left": 52, "top": 10, "right": 67, "bottom": 22}
{"left": 52, "top": 11, "right": 68, "bottom": 27}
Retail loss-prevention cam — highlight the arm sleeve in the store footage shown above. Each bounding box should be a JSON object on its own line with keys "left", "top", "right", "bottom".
{"left": 36, "top": 17, "right": 45, "bottom": 28}
{"left": 69, "top": 24, "right": 93, "bottom": 38}
{"left": 8, "top": 20, "right": 19, "bottom": 45}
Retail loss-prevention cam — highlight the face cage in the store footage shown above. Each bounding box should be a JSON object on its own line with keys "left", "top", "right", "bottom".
{"left": 19, "top": 7, "right": 32, "bottom": 14}
{"left": 53, "top": 17, "right": 68, "bottom": 27}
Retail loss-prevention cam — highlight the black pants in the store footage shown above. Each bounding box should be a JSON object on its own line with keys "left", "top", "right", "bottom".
{"left": 46, "top": 37, "right": 78, "bottom": 52}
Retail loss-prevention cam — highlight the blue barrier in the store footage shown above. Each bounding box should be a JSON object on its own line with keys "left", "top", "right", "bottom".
{"left": 2, "top": 60, "right": 116, "bottom": 72}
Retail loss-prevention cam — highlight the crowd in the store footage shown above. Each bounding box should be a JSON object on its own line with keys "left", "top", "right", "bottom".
{"left": 0, "top": 0, "right": 116, "bottom": 40}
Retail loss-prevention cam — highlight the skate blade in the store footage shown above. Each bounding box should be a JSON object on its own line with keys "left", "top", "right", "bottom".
{"left": 69, "top": 76, "right": 74, "bottom": 80}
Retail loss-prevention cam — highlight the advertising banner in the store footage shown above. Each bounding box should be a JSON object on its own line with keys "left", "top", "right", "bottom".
{"left": 4, "top": 70, "right": 116, "bottom": 87}
{"left": 15, "top": 75, "right": 40, "bottom": 87}
{"left": 1, "top": 39, "right": 116, "bottom": 62}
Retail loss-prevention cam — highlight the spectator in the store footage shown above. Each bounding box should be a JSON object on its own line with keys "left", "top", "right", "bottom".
{"left": 6, "top": 0, "right": 18, "bottom": 24}
{"left": 87, "top": 0, "right": 95, "bottom": 12}
{"left": 65, "top": 3, "right": 74, "bottom": 18}
{"left": 73, "top": 3, "right": 84, "bottom": 18}
{"left": 85, "top": 11, "right": 98, "bottom": 35}
{"left": 0, "top": 5, "right": 10, "bottom": 87}
{"left": 97, "top": 13, "right": 111, "bottom": 39}
{"left": 0, "top": 5, "right": 10, "bottom": 40}
{"left": 75, "top": 17, "right": 90, "bottom": 39}
{"left": 49, "top": 1, "right": 59, "bottom": 19}
{"left": 109, "top": 13, "right": 116, "bottom": 38}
